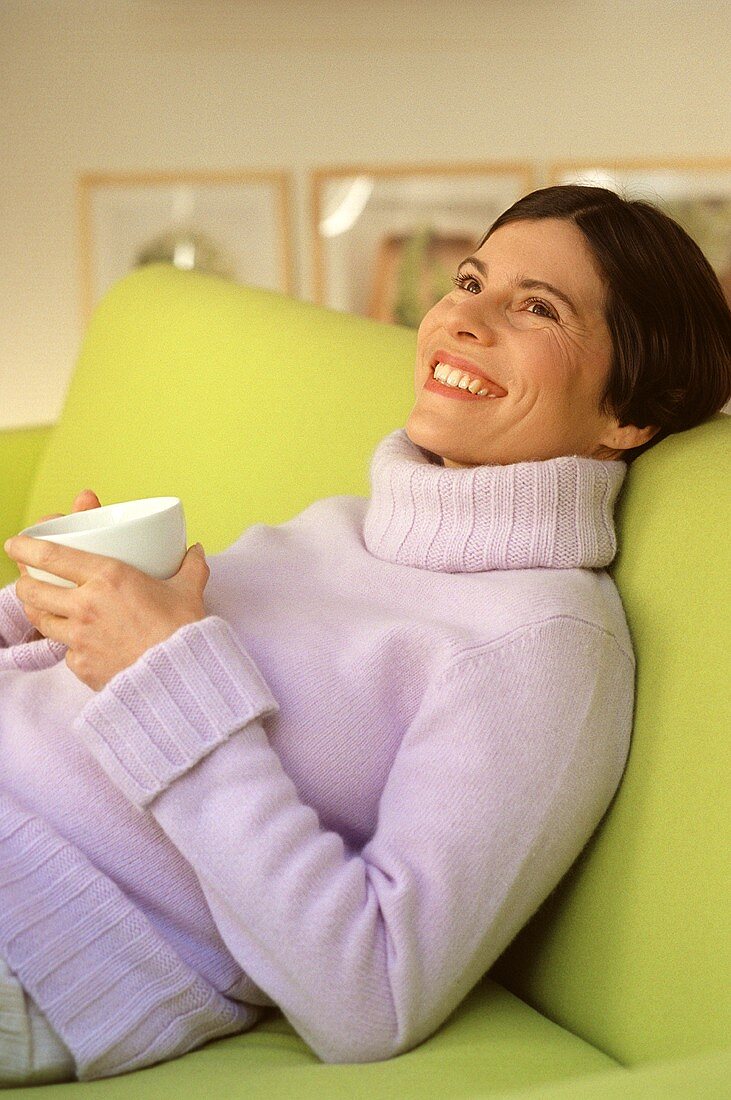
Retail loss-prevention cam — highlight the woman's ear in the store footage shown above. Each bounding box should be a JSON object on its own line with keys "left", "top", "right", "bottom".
{"left": 602, "top": 421, "right": 661, "bottom": 454}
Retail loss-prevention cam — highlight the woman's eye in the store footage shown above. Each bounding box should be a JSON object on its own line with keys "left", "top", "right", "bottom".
{"left": 525, "top": 297, "right": 558, "bottom": 321}
{"left": 451, "top": 271, "right": 480, "bottom": 294}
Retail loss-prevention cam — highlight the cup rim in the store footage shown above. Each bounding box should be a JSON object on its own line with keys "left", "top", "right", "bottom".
{"left": 21, "top": 496, "right": 182, "bottom": 538}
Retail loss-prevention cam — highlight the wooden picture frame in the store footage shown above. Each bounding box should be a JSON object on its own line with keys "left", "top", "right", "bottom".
{"left": 310, "top": 163, "right": 537, "bottom": 327}
{"left": 78, "top": 170, "right": 294, "bottom": 324}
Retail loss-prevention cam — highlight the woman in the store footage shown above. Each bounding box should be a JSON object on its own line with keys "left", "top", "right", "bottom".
{"left": 1, "top": 185, "right": 729, "bottom": 1084}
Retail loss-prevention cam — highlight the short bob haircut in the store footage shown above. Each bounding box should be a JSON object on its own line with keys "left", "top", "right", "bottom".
{"left": 478, "top": 184, "right": 731, "bottom": 464}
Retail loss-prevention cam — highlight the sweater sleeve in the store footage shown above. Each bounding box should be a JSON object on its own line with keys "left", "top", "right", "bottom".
{"left": 0, "top": 582, "right": 69, "bottom": 672}
{"left": 73, "top": 614, "right": 635, "bottom": 1065}
{"left": 0, "top": 581, "right": 38, "bottom": 647}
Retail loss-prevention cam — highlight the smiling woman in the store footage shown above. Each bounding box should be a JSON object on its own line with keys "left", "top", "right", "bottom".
{"left": 406, "top": 184, "right": 731, "bottom": 468}
{"left": 0, "top": 185, "right": 728, "bottom": 1088}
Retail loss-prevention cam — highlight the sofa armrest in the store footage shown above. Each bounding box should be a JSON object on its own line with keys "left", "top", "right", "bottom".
{"left": 0, "top": 424, "right": 54, "bottom": 586}
{"left": 488, "top": 1044, "right": 731, "bottom": 1099}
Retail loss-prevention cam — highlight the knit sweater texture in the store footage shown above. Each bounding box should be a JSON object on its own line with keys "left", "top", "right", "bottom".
{"left": 0, "top": 428, "right": 635, "bottom": 1080}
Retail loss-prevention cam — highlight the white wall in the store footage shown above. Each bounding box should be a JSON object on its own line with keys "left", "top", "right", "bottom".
{"left": 1, "top": 0, "right": 729, "bottom": 428}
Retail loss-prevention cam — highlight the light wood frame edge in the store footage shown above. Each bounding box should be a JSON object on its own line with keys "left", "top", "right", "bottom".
{"left": 547, "top": 155, "right": 731, "bottom": 184}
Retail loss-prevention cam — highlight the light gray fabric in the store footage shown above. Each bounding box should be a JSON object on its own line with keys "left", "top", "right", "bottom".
{"left": 0, "top": 954, "right": 76, "bottom": 1086}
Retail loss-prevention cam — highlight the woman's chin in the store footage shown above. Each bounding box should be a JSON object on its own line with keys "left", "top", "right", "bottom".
{"left": 402, "top": 421, "right": 442, "bottom": 465}
{"left": 404, "top": 411, "right": 456, "bottom": 451}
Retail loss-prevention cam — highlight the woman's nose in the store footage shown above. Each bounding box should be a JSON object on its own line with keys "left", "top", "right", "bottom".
{"left": 443, "top": 294, "right": 496, "bottom": 344}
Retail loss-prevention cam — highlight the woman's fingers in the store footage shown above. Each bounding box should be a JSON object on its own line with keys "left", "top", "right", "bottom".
{"left": 17, "top": 493, "right": 100, "bottom": 579}
{"left": 17, "top": 512, "right": 64, "bottom": 576}
{"left": 18, "top": 575, "right": 76, "bottom": 619}
{"left": 72, "top": 490, "right": 102, "bottom": 511}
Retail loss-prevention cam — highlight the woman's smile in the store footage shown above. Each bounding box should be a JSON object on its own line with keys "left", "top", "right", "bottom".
{"left": 423, "top": 368, "right": 504, "bottom": 402}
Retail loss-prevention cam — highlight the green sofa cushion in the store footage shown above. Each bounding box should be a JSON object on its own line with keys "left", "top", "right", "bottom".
{"left": 3, "top": 980, "right": 617, "bottom": 1099}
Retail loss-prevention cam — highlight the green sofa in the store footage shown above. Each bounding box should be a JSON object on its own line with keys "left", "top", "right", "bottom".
{"left": 1, "top": 265, "right": 728, "bottom": 1098}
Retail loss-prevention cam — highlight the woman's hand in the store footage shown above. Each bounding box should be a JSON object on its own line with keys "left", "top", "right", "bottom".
{"left": 6, "top": 522, "right": 210, "bottom": 692}
{"left": 16, "top": 490, "right": 103, "bottom": 642}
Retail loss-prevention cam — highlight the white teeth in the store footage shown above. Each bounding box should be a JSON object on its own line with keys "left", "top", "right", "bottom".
{"left": 433, "top": 361, "right": 495, "bottom": 397}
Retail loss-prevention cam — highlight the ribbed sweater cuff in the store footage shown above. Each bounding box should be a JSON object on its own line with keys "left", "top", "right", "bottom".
{"left": 0, "top": 795, "right": 259, "bottom": 1080}
{"left": 73, "top": 615, "right": 280, "bottom": 809}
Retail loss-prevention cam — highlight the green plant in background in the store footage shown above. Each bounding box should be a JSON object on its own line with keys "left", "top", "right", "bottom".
{"left": 393, "top": 225, "right": 457, "bottom": 329}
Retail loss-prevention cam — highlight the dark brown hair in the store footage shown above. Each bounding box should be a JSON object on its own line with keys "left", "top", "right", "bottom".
{"left": 478, "top": 184, "right": 731, "bottom": 463}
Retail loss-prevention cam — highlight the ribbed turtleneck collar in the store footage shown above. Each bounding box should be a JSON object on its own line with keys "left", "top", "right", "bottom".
{"left": 362, "top": 429, "right": 628, "bottom": 572}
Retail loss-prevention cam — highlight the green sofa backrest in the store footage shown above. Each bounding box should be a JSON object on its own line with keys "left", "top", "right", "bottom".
{"left": 490, "top": 411, "right": 729, "bottom": 1065}
{"left": 25, "top": 265, "right": 419, "bottom": 549}
{"left": 24, "top": 265, "right": 730, "bottom": 1068}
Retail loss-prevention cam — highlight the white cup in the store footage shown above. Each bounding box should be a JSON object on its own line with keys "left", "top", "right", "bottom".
{"left": 19, "top": 497, "right": 187, "bottom": 589}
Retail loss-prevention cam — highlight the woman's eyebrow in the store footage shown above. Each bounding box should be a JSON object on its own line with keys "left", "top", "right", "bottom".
{"left": 457, "top": 256, "right": 582, "bottom": 320}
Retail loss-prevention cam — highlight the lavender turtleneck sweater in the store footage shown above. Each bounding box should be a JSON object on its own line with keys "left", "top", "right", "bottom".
{"left": 0, "top": 429, "right": 635, "bottom": 1081}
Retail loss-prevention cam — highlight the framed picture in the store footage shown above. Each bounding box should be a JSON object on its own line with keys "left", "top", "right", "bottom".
{"left": 310, "top": 163, "right": 537, "bottom": 328}
{"left": 548, "top": 158, "right": 731, "bottom": 308}
{"left": 78, "top": 170, "right": 294, "bottom": 323}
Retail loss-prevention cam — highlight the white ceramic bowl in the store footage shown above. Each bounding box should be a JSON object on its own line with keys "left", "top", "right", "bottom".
{"left": 19, "top": 497, "right": 187, "bottom": 589}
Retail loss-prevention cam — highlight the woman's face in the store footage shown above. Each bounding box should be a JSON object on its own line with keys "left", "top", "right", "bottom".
{"left": 406, "top": 217, "right": 651, "bottom": 467}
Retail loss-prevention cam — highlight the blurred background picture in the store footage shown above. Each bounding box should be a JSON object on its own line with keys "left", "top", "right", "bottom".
{"left": 79, "top": 172, "right": 293, "bottom": 322}
{"left": 311, "top": 166, "right": 536, "bottom": 327}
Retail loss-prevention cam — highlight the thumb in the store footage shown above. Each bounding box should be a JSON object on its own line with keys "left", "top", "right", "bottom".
{"left": 179, "top": 543, "right": 208, "bottom": 581}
